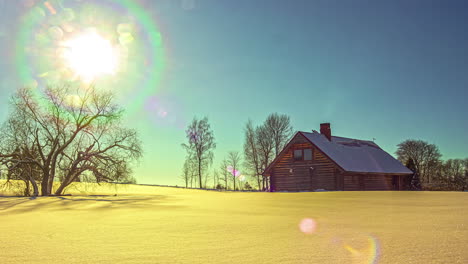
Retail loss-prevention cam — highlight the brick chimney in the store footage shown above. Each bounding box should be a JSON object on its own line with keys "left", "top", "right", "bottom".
{"left": 320, "top": 123, "right": 331, "bottom": 141}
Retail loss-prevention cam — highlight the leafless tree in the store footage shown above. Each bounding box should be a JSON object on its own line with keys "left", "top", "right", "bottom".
{"left": 433, "top": 158, "right": 468, "bottom": 191}
{"left": 256, "top": 124, "right": 274, "bottom": 190}
{"left": 243, "top": 114, "right": 292, "bottom": 191}
{"left": 0, "top": 107, "right": 41, "bottom": 196}
{"left": 182, "top": 117, "right": 216, "bottom": 189}
{"left": 243, "top": 120, "right": 262, "bottom": 190}
{"left": 264, "top": 113, "right": 293, "bottom": 156}
{"left": 227, "top": 151, "right": 241, "bottom": 190}
{"left": 396, "top": 139, "right": 442, "bottom": 185}
{"left": 181, "top": 157, "right": 192, "bottom": 188}
{"left": 440, "top": 159, "right": 464, "bottom": 189}
{"left": 219, "top": 158, "right": 230, "bottom": 190}
{"left": 212, "top": 169, "right": 219, "bottom": 189}
{"left": 460, "top": 159, "right": 468, "bottom": 191}
{"left": 0, "top": 85, "right": 142, "bottom": 196}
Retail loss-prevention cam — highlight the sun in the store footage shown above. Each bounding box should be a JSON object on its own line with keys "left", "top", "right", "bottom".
{"left": 61, "top": 31, "right": 119, "bottom": 82}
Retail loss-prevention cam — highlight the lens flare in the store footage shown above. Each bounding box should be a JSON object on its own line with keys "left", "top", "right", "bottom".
{"left": 16, "top": 0, "right": 165, "bottom": 116}
{"left": 44, "top": 1, "right": 56, "bottom": 15}
{"left": 299, "top": 218, "right": 317, "bottom": 234}
{"left": 340, "top": 234, "right": 380, "bottom": 264}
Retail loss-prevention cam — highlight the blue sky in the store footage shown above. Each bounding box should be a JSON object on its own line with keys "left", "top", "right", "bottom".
{"left": 0, "top": 0, "right": 467, "bottom": 185}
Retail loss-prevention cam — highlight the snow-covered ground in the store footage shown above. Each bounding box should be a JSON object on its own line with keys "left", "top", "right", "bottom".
{"left": 0, "top": 182, "right": 466, "bottom": 263}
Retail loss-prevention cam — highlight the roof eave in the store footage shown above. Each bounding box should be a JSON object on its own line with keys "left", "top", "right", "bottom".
{"left": 344, "top": 171, "right": 413, "bottom": 176}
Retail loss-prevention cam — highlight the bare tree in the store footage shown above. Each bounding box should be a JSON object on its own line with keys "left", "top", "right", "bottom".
{"left": 459, "top": 159, "right": 468, "bottom": 191}
{"left": 433, "top": 158, "right": 468, "bottom": 191}
{"left": 0, "top": 108, "right": 41, "bottom": 196}
{"left": 405, "top": 158, "right": 421, "bottom": 190}
{"left": 181, "top": 157, "right": 192, "bottom": 188}
{"left": 227, "top": 151, "right": 241, "bottom": 191}
{"left": 264, "top": 113, "right": 293, "bottom": 156}
{"left": 439, "top": 159, "right": 465, "bottom": 189}
{"left": 0, "top": 85, "right": 142, "bottom": 196}
{"left": 182, "top": 117, "right": 216, "bottom": 189}
{"left": 396, "top": 139, "right": 442, "bottom": 186}
{"left": 243, "top": 120, "right": 262, "bottom": 190}
{"left": 212, "top": 169, "right": 219, "bottom": 189}
{"left": 242, "top": 113, "right": 292, "bottom": 191}
{"left": 219, "top": 158, "right": 230, "bottom": 190}
{"left": 256, "top": 124, "right": 274, "bottom": 191}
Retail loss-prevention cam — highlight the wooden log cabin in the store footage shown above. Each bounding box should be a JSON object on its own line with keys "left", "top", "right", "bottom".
{"left": 263, "top": 123, "right": 413, "bottom": 192}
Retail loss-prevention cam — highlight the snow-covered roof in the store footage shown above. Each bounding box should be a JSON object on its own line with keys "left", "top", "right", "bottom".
{"left": 300, "top": 131, "right": 413, "bottom": 175}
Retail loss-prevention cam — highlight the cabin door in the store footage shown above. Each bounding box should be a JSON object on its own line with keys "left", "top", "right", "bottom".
{"left": 335, "top": 170, "right": 344, "bottom": 191}
{"left": 392, "top": 176, "right": 400, "bottom": 190}
{"left": 358, "top": 176, "right": 365, "bottom": 190}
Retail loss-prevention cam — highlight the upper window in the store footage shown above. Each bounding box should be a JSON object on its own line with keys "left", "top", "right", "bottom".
{"left": 304, "top": 149, "right": 312, "bottom": 160}
{"left": 293, "top": 149, "right": 303, "bottom": 161}
{"left": 293, "top": 148, "right": 313, "bottom": 161}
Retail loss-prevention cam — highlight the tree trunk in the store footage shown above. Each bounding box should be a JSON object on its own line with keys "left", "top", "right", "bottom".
{"left": 257, "top": 175, "right": 261, "bottom": 191}
{"left": 55, "top": 184, "right": 66, "bottom": 196}
{"left": 24, "top": 180, "right": 30, "bottom": 196}
{"left": 47, "top": 169, "right": 55, "bottom": 195}
{"left": 30, "top": 178, "right": 39, "bottom": 197}
{"left": 198, "top": 158, "right": 202, "bottom": 189}
{"left": 41, "top": 172, "right": 50, "bottom": 196}
{"left": 55, "top": 172, "right": 79, "bottom": 195}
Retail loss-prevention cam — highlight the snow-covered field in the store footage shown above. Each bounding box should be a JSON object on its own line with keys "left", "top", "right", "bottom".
{"left": 0, "top": 182, "right": 466, "bottom": 263}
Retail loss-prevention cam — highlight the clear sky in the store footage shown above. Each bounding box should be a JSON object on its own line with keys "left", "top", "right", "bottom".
{"left": 0, "top": 0, "right": 467, "bottom": 185}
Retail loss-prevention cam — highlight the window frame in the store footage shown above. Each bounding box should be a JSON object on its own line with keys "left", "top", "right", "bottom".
{"left": 293, "top": 149, "right": 303, "bottom": 161}
{"left": 303, "top": 148, "right": 313, "bottom": 161}
{"left": 292, "top": 148, "right": 313, "bottom": 162}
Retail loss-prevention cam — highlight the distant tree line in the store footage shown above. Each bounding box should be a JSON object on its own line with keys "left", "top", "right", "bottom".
{"left": 396, "top": 139, "right": 468, "bottom": 191}
{"left": 0, "top": 85, "right": 141, "bottom": 196}
{"left": 181, "top": 113, "right": 292, "bottom": 191}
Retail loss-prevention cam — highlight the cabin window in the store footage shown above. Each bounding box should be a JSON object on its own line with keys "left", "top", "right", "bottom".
{"left": 304, "top": 149, "right": 312, "bottom": 160}
{"left": 293, "top": 149, "right": 303, "bottom": 161}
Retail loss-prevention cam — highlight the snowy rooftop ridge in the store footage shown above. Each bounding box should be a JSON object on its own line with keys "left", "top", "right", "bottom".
{"left": 301, "top": 131, "right": 413, "bottom": 175}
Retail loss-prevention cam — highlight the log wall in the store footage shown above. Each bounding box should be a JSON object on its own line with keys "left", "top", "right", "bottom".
{"left": 344, "top": 175, "right": 360, "bottom": 191}
{"left": 343, "top": 174, "right": 400, "bottom": 191}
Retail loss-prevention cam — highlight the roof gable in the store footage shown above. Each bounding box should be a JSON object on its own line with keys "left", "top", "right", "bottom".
{"left": 263, "top": 132, "right": 313, "bottom": 175}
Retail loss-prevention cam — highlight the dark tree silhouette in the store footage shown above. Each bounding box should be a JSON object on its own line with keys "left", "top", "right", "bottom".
{"left": 0, "top": 85, "right": 142, "bottom": 196}
{"left": 219, "top": 158, "right": 230, "bottom": 190}
{"left": 243, "top": 120, "right": 262, "bottom": 190}
{"left": 405, "top": 158, "right": 421, "bottom": 190}
{"left": 182, "top": 117, "right": 216, "bottom": 189}
{"left": 396, "top": 139, "right": 441, "bottom": 185}
{"left": 227, "top": 151, "right": 241, "bottom": 190}
{"left": 181, "top": 156, "right": 195, "bottom": 188}
{"left": 264, "top": 113, "right": 293, "bottom": 156}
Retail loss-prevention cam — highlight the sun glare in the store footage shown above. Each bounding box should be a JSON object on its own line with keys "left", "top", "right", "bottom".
{"left": 62, "top": 31, "right": 119, "bottom": 82}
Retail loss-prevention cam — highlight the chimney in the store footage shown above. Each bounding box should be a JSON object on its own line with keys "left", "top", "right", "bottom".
{"left": 320, "top": 123, "right": 331, "bottom": 141}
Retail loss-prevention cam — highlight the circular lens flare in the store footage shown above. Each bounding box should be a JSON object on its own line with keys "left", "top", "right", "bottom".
{"left": 62, "top": 31, "right": 119, "bottom": 82}
{"left": 299, "top": 218, "right": 317, "bottom": 234}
